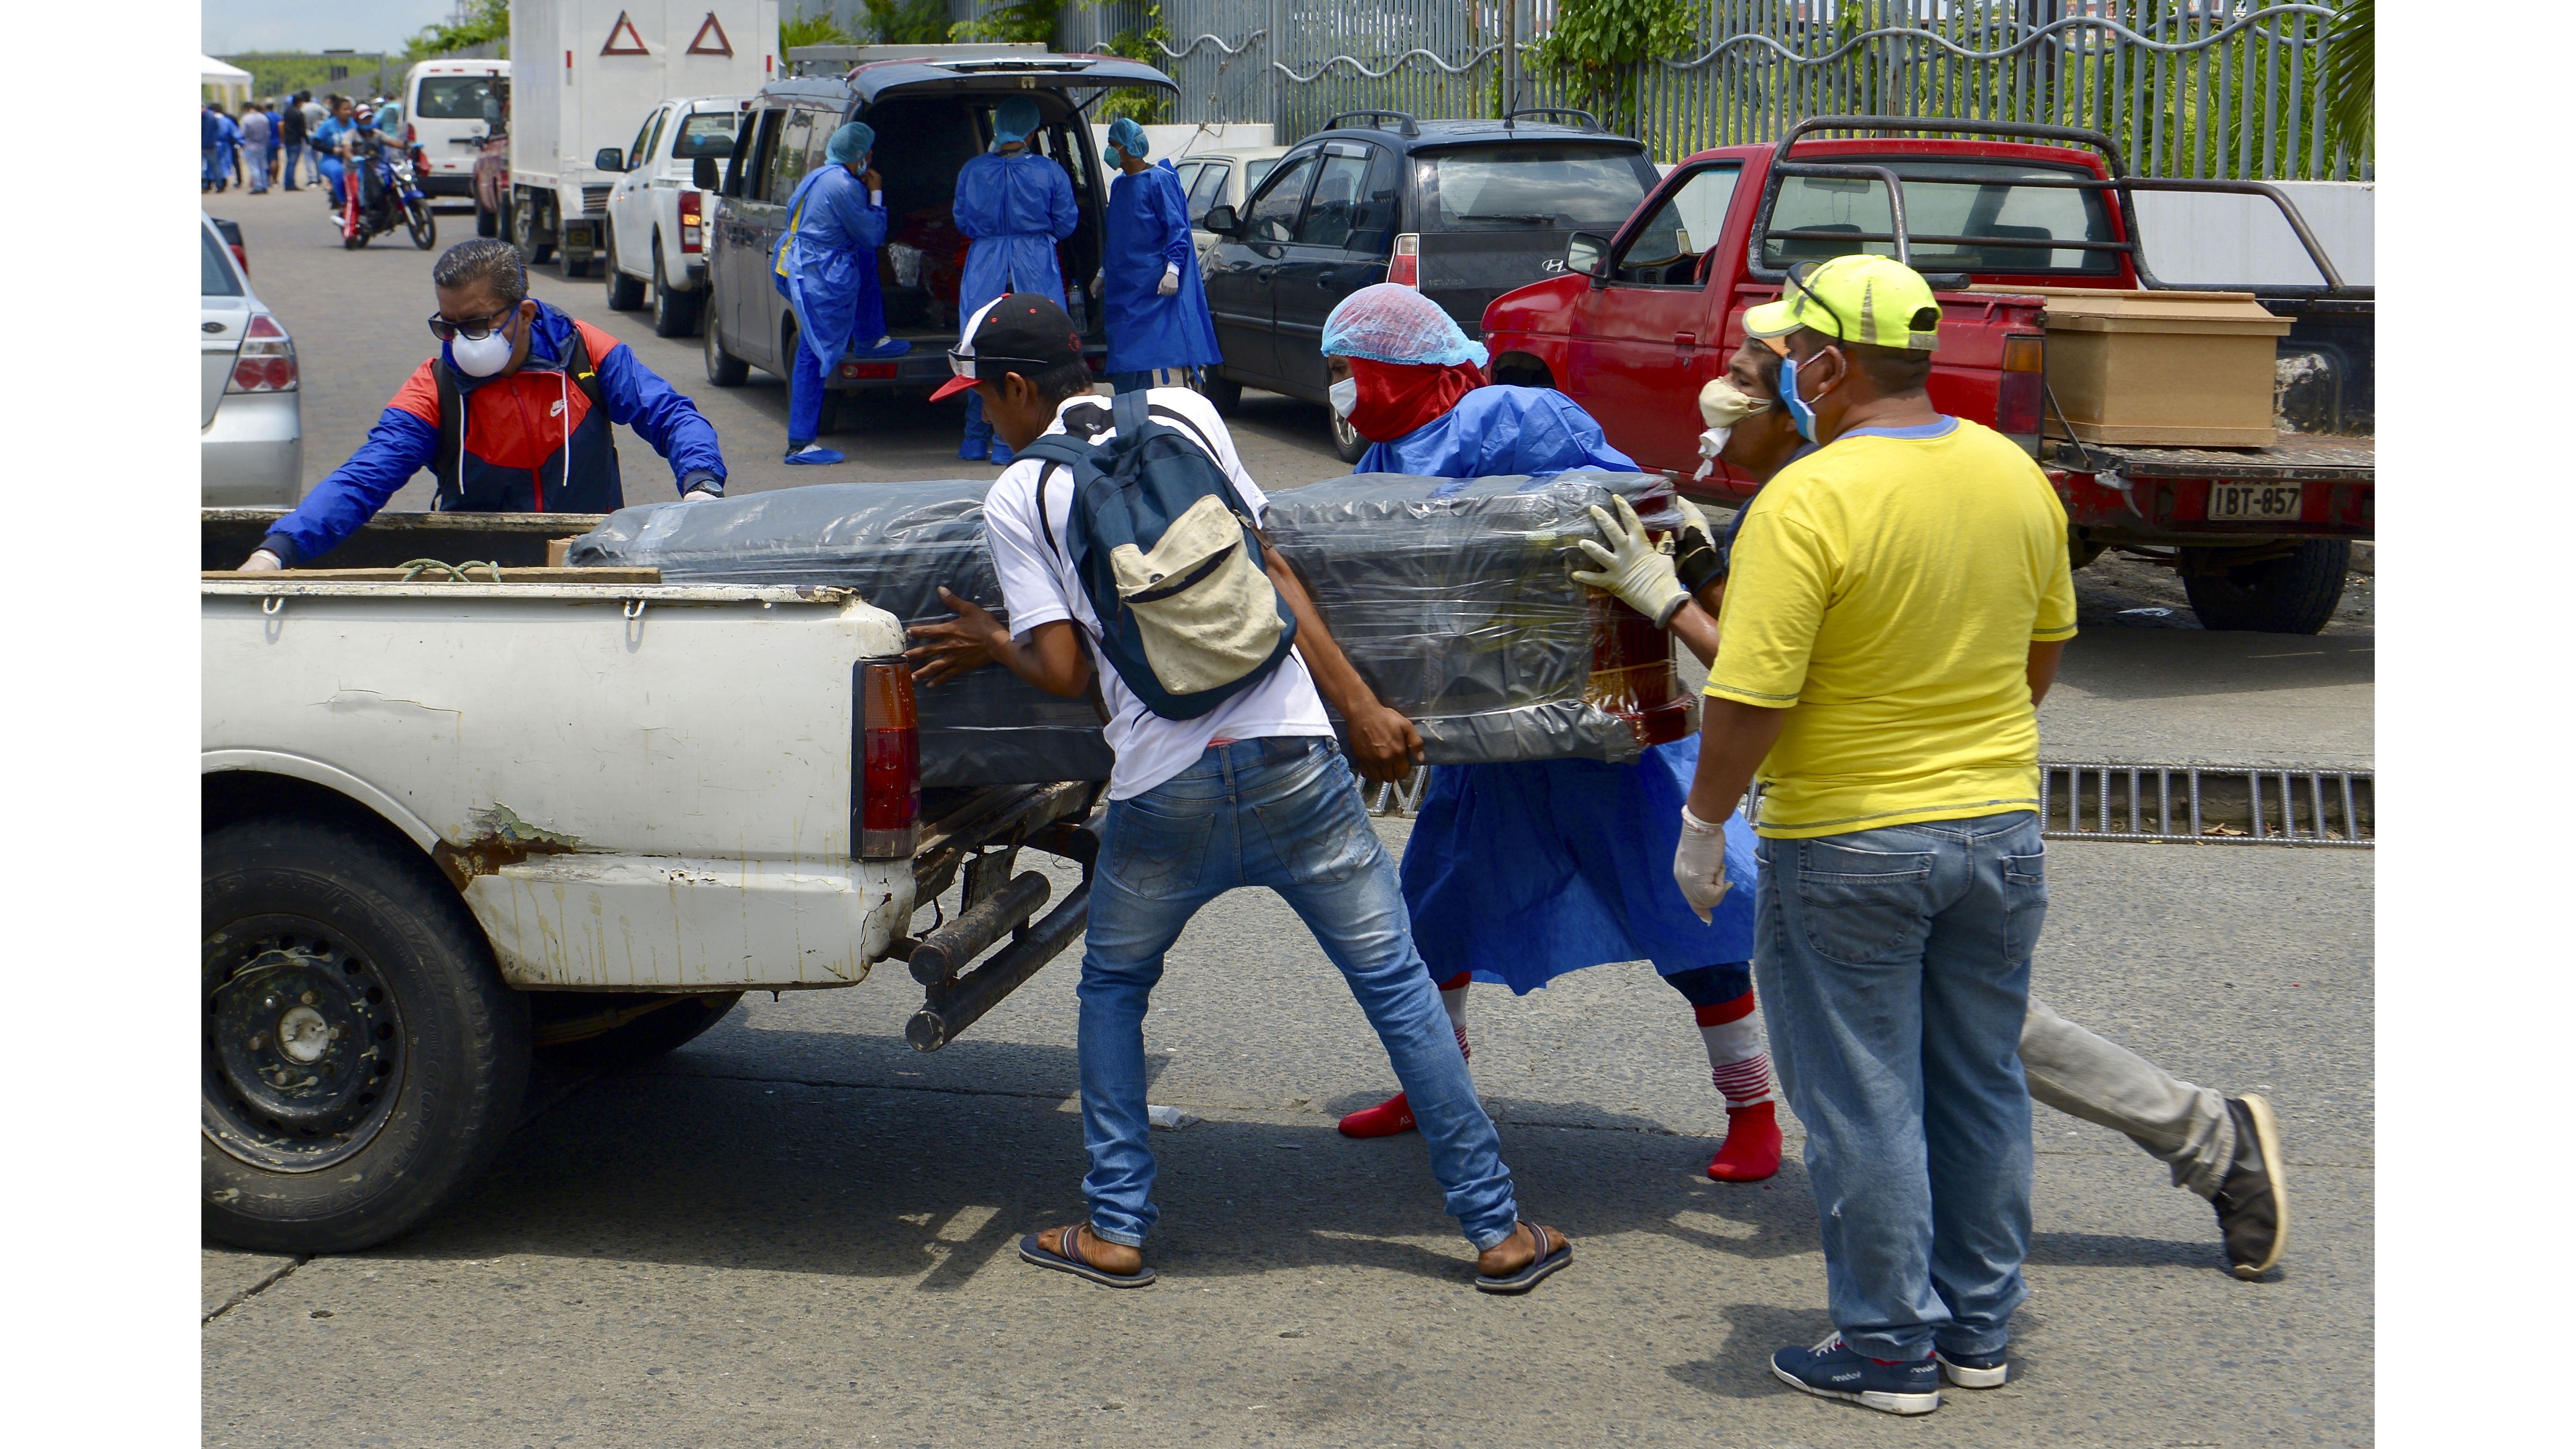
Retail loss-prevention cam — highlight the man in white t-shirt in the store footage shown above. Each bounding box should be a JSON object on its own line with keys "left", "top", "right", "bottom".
{"left": 906, "top": 294, "right": 1573, "bottom": 1294}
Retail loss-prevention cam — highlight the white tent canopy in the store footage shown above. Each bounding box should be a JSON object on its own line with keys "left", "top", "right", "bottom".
{"left": 202, "top": 54, "right": 251, "bottom": 86}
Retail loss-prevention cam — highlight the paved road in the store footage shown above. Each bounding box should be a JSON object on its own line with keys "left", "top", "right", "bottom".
{"left": 206, "top": 190, "right": 2375, "bottom": 1447}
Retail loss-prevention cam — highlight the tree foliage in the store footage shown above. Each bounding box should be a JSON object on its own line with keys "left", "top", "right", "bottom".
{"left": 950, "top": 0, "right": 1060, "bottom": 45}
{"left": 781, "top": 13, "right": 852, "bottom": 53}
{"left": 863, "top": 0, "right": 955, "bottom": 45}
{"left": 1096, "top": 4, "right": 1173, "bottom": 125}
{"left": 404, "top": 0, "right": 508, "bottom": 64}
{"left": 1527, "top": 0, "right": 1699, "bottom": 135}
{"left": 2321, "top": 0, "right": 2372, "bottom": 162}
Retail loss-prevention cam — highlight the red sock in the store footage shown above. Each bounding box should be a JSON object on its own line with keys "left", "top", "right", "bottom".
{"left": 1696, "top": 994, "right": 1782, "bottom": 1182}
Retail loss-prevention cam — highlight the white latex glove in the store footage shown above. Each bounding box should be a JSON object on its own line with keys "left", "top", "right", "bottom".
{"left": 239, "top": 549, "right": 284, "bottom": 572}
{"left": 1673, "top": 804, "right": 1733, "bottom": 923}
{"left": 1089, "top": 269, "right": 1104, "bottom": 299}
{"left": 1571, "top": 495, "right": 1687, "bottom": 626}
{"left": 1157, "top": 262, "right": 1180, "bottom": 297}
{"left": 682, "top": 487, "right": 722, "bottom": 502}
{"left": 1674, "top": 494, "right": 1714, "bottom": 542}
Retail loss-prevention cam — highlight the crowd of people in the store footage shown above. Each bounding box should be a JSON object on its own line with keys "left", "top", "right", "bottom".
{"left": 225, "top": 113, "right": 2290, "bottom": 1420}
{"left": 200, "top": 90, "right": 392, "bottom": 208}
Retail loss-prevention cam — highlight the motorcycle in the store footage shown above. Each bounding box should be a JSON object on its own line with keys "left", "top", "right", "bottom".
{"left": 341, "top": 139, "right": 437, "bottom": 252}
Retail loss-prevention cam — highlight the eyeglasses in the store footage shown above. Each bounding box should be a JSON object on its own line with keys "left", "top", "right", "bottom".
{"left": 427, "top": 307, "right": 517, "bottom": 342}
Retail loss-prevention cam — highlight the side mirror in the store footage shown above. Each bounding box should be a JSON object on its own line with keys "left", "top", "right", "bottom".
{"left": 593, "top": 146, "right": 625, "bottom": 173}
{"left": 1565, "top": 232, "right": 1611, "bottom": 285}
{"left": 1202, "top": 204, "right": 1239, "bottom": 238}
{"left": 692, "top": 155, "right": 721, "bottom": 191}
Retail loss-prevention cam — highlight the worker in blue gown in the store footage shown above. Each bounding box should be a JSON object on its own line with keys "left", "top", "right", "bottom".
{"left": 953, "top": 95, "right": 1078, "bottom": 465}
{"left": 1096, "top": 117, "right": 1221, "bottom": 393}
{"left": 1315, "top": 283, "right": 1784, "bottom": 1184}
{"left": 772, "top": 120, "right": 910, "bottom": 466}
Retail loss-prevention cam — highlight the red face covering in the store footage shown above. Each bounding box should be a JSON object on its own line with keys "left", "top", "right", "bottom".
{"left": 1344, "top": 355, "right": 1488, "bottom": 443}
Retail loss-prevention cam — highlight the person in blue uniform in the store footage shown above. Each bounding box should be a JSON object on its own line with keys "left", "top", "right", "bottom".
{"left": 952, "top": 96, "right": 1078, "bottom": 465}
{"left": 771, "top": 121, "right": 910, "bottom": 466}
{"left": 1096, "top": 117, "right": 1220, "bottom": 394}
{"left": 1316, "top": 283, "right": 1784, "bottom": 1183}
{"left": 312, "top": 97, "right": 355, "bottom": 210}
{"left": 204, "top": 105, "right": 241, "bottom": 193}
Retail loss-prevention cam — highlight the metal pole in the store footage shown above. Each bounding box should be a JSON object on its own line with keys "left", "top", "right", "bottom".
{"left": 1271, "top": 0, "right": 1287, "bottom": 144}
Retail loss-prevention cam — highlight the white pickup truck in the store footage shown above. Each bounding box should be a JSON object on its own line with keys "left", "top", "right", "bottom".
{"left": 203, "top": 577, "right": 1096, "bottom": 1253}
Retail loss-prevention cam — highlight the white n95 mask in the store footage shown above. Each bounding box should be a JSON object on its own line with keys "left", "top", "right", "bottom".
{"left": 1328, "top": 376, "right": 1358, "bottom": 418}
{"left": 449, "top": 325, "right": 515, "bottom": 378}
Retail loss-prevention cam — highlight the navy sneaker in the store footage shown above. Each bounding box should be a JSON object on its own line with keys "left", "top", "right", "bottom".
{"left": 1770, "top": 1333, "right": 1941, "bottom": 1415}
{"left": 1936, "top": 1348, "right": 2009, "bottom": 1389}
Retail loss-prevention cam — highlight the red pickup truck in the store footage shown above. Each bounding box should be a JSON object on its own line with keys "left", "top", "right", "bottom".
{"left": 1481, "top": 117, "right": 2373, "bottom": 634}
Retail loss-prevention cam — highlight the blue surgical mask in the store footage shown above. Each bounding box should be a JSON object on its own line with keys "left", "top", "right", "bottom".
{"left": 1778, "top": 350, "right": 1830, "bottom": 442}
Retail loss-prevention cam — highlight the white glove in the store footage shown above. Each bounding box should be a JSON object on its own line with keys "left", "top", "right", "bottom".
{"left": 1674, "top": 494, "right": 1714, "bottom": 542}
{"left": 682, "top": 487, "right": 722, "bottom": 502}
{"left": 1571, "top": 495, "right": 1687, "bottom": 626}
{"left": 239, "top": 548, "right": 284, "bottom": 572}
{"left": 1090, "top": 269, "right": 1104, "bottom": 299}
{"left": 1157, "top": 262, "right": 1181, "bottom": 296}
{"left": 1673, "top": 804, "right": 1733, "bottom": 923}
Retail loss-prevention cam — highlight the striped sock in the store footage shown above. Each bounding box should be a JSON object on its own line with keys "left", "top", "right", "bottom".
{"left": 1437, "top": 971, "right": 1472, "bottom": 1064}
{"left": 1696, "top": 994, "right": 1777, "bottom": 1108}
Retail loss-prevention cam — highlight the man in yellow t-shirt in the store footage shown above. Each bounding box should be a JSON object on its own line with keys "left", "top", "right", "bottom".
{"left": 1674, "top": 255, "right": 2071, "bottom": 1416}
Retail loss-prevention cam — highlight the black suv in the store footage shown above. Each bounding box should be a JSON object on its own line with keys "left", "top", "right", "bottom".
{"left": 696, "top": 52, "right": 1176, "bottom": 426}
{"left": 1197, "top": 109, "right": 1660, "bottom": 460}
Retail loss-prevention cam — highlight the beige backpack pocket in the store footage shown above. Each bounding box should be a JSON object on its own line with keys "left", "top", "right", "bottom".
{"left": 1109, "top": 493, "right": 1286, "bottom": 696}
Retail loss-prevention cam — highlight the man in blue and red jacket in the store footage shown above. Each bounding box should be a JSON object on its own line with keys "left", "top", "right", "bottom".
{"left": 240, "top": 239, "right": 727, "bottom": 570}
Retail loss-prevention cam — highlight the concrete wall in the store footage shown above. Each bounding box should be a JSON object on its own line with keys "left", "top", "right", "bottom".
{"left": 2132, "top": 180, "right": 2374, "bottom": 288}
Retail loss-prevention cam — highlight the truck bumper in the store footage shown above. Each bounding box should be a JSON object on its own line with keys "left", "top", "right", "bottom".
{"left": 464, "top": 856, "right": 915, "bottom": 990}
{"left": 2053, "top": 471, "right": 2373, "bottom": 546}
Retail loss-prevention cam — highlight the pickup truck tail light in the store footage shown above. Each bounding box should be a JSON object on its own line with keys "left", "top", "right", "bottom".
{"left": 1997, "top": 332, "right": 2045, "bottom": 456}
{"left": 226, "top": 313, "right": 299, "bottom": 394}
{"left": 679, "top": 189, "right": 703, "bottom": 252}
{"left": 855, "top": 660, "right": 920, "bottom": 859}
{"left": 1386, "top": 233, "right": 1420, "bottom": 287}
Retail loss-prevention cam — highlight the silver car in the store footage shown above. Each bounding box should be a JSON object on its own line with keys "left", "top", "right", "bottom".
{"left": 201, "top": 215, "right": 303, "bottom": 506}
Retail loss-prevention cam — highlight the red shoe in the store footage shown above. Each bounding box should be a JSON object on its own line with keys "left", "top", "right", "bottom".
{"left": 1338, "top": 1091, "right": 1419, "bottom": 1138}
{"left": 1707, "top": 1101, "right": 1782, "bottom": 1182}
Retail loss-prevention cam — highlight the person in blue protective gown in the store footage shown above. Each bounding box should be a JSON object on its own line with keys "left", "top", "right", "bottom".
{"left": 952, "top": 95, "right": 1079, "bottom": 465}
{"left": 1317, "top": 284, "right": 1784, "bottom": 1183}
{"left": 1096, "top": 117, "right": 1221, "bottom": 393}
{"left": 772, "top": 121, "right": 911, "bottom": 466}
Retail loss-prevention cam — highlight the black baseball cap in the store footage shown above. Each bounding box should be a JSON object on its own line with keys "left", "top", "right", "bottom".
{"left": 929, "top": 293, "right": 1085, "bottom": 402}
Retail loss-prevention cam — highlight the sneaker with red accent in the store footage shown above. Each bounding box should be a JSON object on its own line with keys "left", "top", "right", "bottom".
{"left": 1337, "top": 1091, "right": 1418, "bottom": 1138}
{"left": 1708, "top": 1100, "right": 1782, "bottom": 1182}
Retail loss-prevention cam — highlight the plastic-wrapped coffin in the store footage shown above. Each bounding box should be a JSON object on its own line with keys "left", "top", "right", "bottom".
{"left": 565, "top": 471, "right": 1678, "bottom": 785}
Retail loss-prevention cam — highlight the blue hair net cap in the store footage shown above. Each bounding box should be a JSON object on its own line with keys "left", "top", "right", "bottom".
{"left": 826, "top": 121, "right": 874, "bottom": 165}
{"left": 1106, "top": 116, "right": 1148, "bottom": 161}
{"left": 1321, "top": 283, "right": 1491, "bottom": 368}
{"left": 992, "top": 97, "right": 1041, "bottom": 145}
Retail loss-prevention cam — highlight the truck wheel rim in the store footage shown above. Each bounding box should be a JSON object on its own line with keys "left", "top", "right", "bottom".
{"left": 1331, "top": 409, "right": 1362, "bottom": 453}
{"left": 203, "top": 918, "right": 406, "bottom": 1173}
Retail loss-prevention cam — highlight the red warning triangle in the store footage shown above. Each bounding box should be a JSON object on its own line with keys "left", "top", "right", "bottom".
{"left": 600, "top": 10, "right": 650, "bottom": 56}
{"left": 686, "top": 12, "right": 734, "bottom": 56}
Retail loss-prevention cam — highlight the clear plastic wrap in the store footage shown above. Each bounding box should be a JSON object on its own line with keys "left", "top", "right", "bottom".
{"left": 564, "top": 470, "right": 1683, "bottom": 782}
{"left": 565, "top": 481, "right": 1114, "bottom": 787}
{"left": 1259, "top": 470, "right": 1683, "bottom": 765}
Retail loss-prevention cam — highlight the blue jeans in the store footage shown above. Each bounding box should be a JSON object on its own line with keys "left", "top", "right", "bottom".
{"left": 1077, "top": 737, "right": 1521, "bottom": 1251}
{"left": 1753, "top": 810, "right": 2043, "bottom": 1361}
{"left": 282, "top": 142, "right": 304, "bottom": 188}
{"left": 247, "top": 145, "right": 270, "bottom": 192}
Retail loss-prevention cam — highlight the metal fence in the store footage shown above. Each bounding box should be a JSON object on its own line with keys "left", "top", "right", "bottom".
{"left": 1057, "top": 0, "right": 2365, "bottom": 179}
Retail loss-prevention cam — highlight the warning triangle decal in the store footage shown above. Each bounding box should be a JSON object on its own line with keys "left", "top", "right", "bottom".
{"left": 687, "top": 12, "right": 734, "bottom": 56}
{"left": 600, "top": 10, "right": 650, "bottom": 56}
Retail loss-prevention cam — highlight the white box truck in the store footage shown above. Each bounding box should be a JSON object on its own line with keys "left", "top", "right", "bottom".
{"left": 507, "top": 0, "right": 780, "bottom": 276}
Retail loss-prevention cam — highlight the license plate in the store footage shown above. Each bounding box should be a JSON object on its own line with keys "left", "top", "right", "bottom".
{"left": 2207, "top": 481, "right": 2303, "bottom": 522}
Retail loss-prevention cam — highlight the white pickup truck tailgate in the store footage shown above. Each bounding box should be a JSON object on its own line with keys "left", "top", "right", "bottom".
{"left": 203, "top": 582, "right": 915, "bottom": 990}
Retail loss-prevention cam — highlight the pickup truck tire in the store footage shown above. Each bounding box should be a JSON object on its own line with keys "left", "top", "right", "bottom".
{"left": 2181, "top": 540, "right": 2351, "bottom": 635}
{"left": 203, "top": 818, "right": 531, "bottom": 1254}
{"left": 1199, "top": 369, "right": 1243, "bottom": 415}
{"left": 704, "top": 289, "right": 749, "bottom": 386}
{"left": 602, "top": 226, "right": 646, "bottom": 311}
{"left": 650, "top": 238, "right": 700, "bottom": 338}
{"left": 1327, "top": 404, "right": 1371, "bottom": 464}
{"left": 533, "top": 992, "right": 743, "bottom": 1070}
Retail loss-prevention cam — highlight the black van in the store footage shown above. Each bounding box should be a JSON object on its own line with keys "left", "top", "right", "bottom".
{"left": 696, "top": 52, "right": 1176, "bottom": 425}
{"left": 1196, "top": 110, "right": 1660, "bottom": 460}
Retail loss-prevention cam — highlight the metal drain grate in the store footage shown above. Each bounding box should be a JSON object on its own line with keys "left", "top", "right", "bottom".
{"left": 2039, "top": 763, "right": 2371, "bottom": 846}
{"left": 1363, "top": 762, "right": 2373, "bottom": 847}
